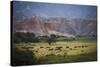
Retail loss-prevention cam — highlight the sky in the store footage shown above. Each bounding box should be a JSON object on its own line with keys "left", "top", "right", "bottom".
{"left": 12, "top": 1, "right": 97, "bottom": 19}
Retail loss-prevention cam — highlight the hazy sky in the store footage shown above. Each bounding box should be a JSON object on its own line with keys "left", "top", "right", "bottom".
{"left": 12, "top": 1, "right": 97, "bottom": 19}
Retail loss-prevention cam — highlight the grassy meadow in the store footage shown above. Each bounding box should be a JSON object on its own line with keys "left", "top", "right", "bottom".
{"left": 12, "top": 32, "right": 97, "bottom": 66}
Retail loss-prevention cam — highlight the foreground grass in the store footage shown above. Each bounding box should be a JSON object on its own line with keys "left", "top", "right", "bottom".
{"left": 13, "top": 41, "right": 97, "bottom": 65}
{"left": 12, "top": 47, "right": 97, "bottom": 66}
{"left": 13, "top": 37, "right": 97, "bottom": 65}
{"left": 37, "top": 52, "right": 97, "bottom": 64}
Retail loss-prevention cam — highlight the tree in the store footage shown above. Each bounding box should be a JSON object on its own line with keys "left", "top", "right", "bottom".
{"left": 47, "top": 34, "right": 57, "bottom": 45}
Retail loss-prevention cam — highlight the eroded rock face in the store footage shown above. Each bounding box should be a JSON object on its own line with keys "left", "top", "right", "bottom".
{"left": 13, "top": 16, "right": 97, "bottom": 37}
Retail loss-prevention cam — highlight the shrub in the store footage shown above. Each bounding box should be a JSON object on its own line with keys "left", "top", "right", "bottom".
{"left": 11, "top": 48, "right": 37, "bottom": 66}
{"left": 13, "top": 32, "right": 39, "bottom": 43}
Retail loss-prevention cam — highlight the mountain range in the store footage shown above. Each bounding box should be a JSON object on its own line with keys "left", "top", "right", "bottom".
{"left": 13, "top": 16, "right": 97, "bottom": 37}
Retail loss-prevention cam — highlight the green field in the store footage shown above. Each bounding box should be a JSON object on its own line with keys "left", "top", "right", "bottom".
{"left": 12, "top": 33, "right": 97, "bottom": 66}
{"left": 12, "top": 41, "right": 97, "bottom": 66}
{"left": 36, "top": 52, "right": 97, "bottom": 64}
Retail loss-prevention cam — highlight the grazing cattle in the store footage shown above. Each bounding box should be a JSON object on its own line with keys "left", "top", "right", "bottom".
{"left": 74, "top": 46, "right": 77, "bottom": 48}
{"left": 55, "top": 47, "right": 62, "bottom": 51}
{"left": 70, "top": 48, "right": 72, "bottom": 50}
{"left": 33, "top": 50, "right": 38, "bottom": 53}
{"left": 48, "top": 48, "right": 54, "bottom": 51}
{"left": 46, "top": 47, "right": 50, "bottom": 48}
{"left": 82, "top": 46, "right": 85, "bottom": 48}
{"left": 78, "top": 46, "right": 81, "bottom": 48}
{"left": 66, "top": 46, "right": 69, "bottom": 48}
{"left": 40, "top": 46, "right": 44, "bottom": 48}
{"left": 56, "top": 47, "right": 62, "bottom": 49}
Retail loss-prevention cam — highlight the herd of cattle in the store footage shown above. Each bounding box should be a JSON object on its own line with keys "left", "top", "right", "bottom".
{"left": 17, "top": 43, "right": 97, "bottom": 58}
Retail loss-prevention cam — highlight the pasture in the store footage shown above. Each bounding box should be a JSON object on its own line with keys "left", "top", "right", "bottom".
{"left": 14, "top": 41, "right": 97, "bottom": 64}
{"left": 12, "top": 35, "right": 97, "bottom": 65}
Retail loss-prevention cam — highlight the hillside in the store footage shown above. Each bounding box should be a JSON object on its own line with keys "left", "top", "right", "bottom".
{"left": 13, "top": 16, "right": 97, "bottom": 37}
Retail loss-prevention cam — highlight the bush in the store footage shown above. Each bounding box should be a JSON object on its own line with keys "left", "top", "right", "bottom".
{"left": 13, "top": 32, "right": 39, "bottom": 43}
{"left": 11, "top": 48, "right": 37, "bottom": 66}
